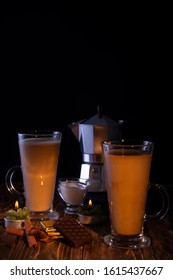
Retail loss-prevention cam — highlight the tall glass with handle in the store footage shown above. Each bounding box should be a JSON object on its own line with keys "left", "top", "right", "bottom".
{"left": 5, "top": 130, "right": 62, "bottom": 220}
{"left": 102, "top": 139, "right": 169, "bottom": 249}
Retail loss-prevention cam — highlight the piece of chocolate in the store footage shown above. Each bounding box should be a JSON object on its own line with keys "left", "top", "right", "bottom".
{"left": 54, "top": 217, "right": 93, "bottom": 248}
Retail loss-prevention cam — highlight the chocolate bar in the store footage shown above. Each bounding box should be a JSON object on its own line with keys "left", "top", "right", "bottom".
{"left": 54, "top": 216, "right": 93, "bottom": 248}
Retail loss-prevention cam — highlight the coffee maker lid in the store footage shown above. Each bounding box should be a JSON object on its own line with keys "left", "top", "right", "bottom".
{"left": 83, "top": 113, "right": 118, "bottom": 126}
{"left": 82, "top": 105, "right": 119, "bottom": 126}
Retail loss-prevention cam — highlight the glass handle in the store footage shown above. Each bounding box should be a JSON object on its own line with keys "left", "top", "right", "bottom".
{"left": 5, "top": 166, "right": 24, "bottom": 196}
{"left": 146, "top": 183, "right": 170, "bottom": 220}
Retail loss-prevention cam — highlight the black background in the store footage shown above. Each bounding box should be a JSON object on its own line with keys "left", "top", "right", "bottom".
{"left": 0, "top": 7, "right": 172, "bottom": 184}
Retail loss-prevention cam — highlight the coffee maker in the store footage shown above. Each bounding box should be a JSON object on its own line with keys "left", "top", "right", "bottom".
{"left": 69, "top": 107, "right": 122, "bottom": 193}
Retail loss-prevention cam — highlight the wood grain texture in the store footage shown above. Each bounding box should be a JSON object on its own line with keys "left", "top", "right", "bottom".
{"left": 0, "top": 184, "right": 173, "bottom": 260}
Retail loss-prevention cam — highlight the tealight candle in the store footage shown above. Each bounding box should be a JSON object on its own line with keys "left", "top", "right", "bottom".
{"left": 4, "top": 200, "right": 30, "bottom": 229}
{"left": 78, "top": 199, "right": 105, "bottom": 224}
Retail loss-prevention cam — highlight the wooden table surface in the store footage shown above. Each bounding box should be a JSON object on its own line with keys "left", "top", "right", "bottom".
{"left": 0, "top": 183, "right": 173, "bottom": 260}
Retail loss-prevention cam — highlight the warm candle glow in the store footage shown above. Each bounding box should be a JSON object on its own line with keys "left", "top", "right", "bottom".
{"left": 14, "top": 200, "right": 19, "bottom": 211}
{"left": 88, "top": 199, "right": 92, "bottom": 207}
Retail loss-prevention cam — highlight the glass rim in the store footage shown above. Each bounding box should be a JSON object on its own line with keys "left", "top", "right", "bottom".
{"left": 58, "top": 178, "right": 90, "bottom": 184}
{"left": 102, "top": 139, "right": 153, "bottom": 147}
{"left": 17, "top": 130, "right": 62, "bottom": 137}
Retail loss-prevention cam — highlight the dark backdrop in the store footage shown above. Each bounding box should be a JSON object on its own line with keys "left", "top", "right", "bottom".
{"left": 0, "top": 8, "right": 172, "bottom": 185}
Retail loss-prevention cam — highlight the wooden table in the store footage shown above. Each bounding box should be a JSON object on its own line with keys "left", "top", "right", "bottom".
{"left": 0, "top": 183, "right": 173, "bottom": 260}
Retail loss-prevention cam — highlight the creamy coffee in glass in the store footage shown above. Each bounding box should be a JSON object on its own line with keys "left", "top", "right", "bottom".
{"left": 5, "top": 130, "right": 62, "bottom": 220}
{"left": 102, "top": 139, "right": 169, "bottom": 249}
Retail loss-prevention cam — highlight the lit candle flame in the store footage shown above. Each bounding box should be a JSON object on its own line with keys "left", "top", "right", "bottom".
{"left": 14, "top": 200, "right": 19, "bottom": 211}
{"left": 88, "top": 199, "right": 92, "bottom": 207}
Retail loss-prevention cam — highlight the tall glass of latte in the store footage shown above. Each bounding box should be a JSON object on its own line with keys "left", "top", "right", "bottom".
{"left": 6, "top": 130, "right": 62, "bottom": 220}
{"left": 102, "top": 139, "right": 153, "bottom": 249}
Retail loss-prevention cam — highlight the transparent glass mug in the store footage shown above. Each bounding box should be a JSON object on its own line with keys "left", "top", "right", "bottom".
{"left": 102, "top": 139, "right": 169, "bottom": 249}
{"left": 5, "top": 130, "right": 62, "bottom": 220}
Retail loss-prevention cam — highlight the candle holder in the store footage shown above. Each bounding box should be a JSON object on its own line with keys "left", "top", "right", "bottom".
{"left": 78, "top": 200, "right": 106, "bottom": 224}
{"left": 4, "top": 206, "right": 30, "bottom": 229}
{"left": 4, "top": 218, "right": 25, "bottom": 229}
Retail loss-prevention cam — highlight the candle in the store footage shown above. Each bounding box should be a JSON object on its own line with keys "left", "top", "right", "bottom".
{"left": 15, "top": 200, "right": 19, "bottom": 210}
{"left": 4, "top": 201, "right": 30, "bottom": 229}
{"left": 88, "top": 199, "right": 92, "bottom": 208}
{"left": 78, "top": 199, "right": 105, "bottom": 224}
